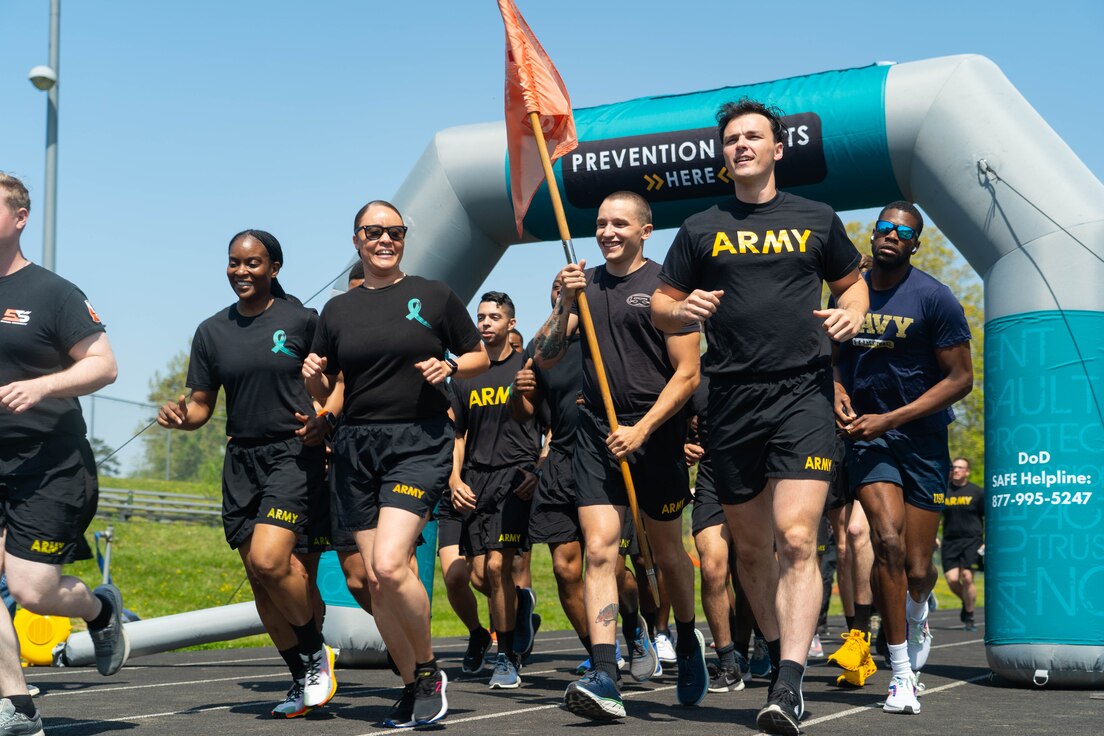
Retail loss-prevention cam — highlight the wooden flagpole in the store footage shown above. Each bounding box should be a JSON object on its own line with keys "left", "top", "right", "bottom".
{"left": 526, "top": 111, "right": 661, "bottom": 605}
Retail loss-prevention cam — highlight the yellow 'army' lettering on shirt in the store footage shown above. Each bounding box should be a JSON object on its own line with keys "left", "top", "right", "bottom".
{"left": 711, "top": 229, "right": 812, "bottom": 257}
{"left": 469, "top": 385, "right": 511, "bottom": 408}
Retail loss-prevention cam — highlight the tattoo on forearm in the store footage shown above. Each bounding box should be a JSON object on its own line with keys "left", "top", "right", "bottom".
{"left": 535, "top": 298, "right": 569, "bottom": 360}
{"left": 595, "top": 603, "right": 618, "bottom": 627}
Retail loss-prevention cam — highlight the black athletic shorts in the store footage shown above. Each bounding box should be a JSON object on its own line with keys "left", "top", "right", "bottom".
{"left": 824, "top": 437, "right": 853, "bottom": 511}
{"left": 691, "top": 456, "right": 725, "bottom": 536}
{"left": 0, "top": 436, "right": 98, "bottom": 564}
{"left": 847, "top": 426, "right": 950, "bottom": 512}
{"left": 941, "top": 535, "right": 983, "bottom": 573}
{"left": 465, "top": 464, "right": 534, "bottom": 555}
{"left": 436, "top": 489, "right": 474, "bottom": 556}
{"left": 298, "top": 460, "right": 332, "bottom": 554}
{"left": 326, "top": 471, "right": 359, "bottom": 552}
{"left": 708, "top": 363, "right": 837, "bottom": 505}
{"left": 529, "top": 447, "right": 580, "bottom": 545}
{"left": 574, "top": 405, "right": 691, "bottom": 522}
{"left": 330, "top": 418, "right": 452, "bottom": 532}
{"left": 222, "top": 436, "right": 325, "bottom": 550}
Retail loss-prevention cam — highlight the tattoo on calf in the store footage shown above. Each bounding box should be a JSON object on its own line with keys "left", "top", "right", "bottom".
{"left": 595, "top": 603, "right": 618, "bottom": 627}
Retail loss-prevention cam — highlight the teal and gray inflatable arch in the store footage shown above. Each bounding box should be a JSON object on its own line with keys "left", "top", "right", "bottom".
{"left": 382, "top": 53, "right": 1103, "bottom": 686}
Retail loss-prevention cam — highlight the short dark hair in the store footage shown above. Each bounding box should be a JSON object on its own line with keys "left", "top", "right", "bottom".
{"left": 716, "top": 98, "right": 786, "bottom": 145}
{"left": 353, "top": 199, "right": 403, "bottom": 232}
{"left": 880, "top": 201, "right": 924, "bottom": 236}
{"left": 348, "top": 260, "right": 365, "bottom": 284}
{"left": 480, "top": 290, "right": 515, "bottom": 318}
{"left": 509, "top": 328, "right": 523, "bottom": 342}
{"left": 604, "top": 190, "right": 652, "bottom": 225}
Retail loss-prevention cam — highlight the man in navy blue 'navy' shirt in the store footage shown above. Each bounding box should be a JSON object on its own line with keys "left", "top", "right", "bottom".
{"left": 833, "top": 201, "right": 973, "bottom": 717}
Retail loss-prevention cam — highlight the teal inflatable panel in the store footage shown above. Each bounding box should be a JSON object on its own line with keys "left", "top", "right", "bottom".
{"left": 316, "top": 521, "right": 437, "bottom": 610}
{"left": 510, "top": 64, "right": 901, "bottom": 241}
{"left": 985, "top": 310, "right": 1104, "bottom": 647}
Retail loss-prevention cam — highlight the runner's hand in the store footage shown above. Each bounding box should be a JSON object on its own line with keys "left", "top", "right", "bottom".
{"left": 0, "top": 380, "right": 47, "bottom": 414}
{"left": 294, "top": 411, "right": 326, "bottom": 447}
{"left": 558, "top": 261, "right": 587, "bottom": 301}
{"left": 512, "top": 468, "right": 538, "bottom": 501}
{"left": 607, "top": 424, "right": 647, "bottom": 459}
{"left": 302, "top": 353, "right": 328, "bottom": 381}
{"left": 451, "top": 477, "right": 476, "bottom": 513}
{"left": 833, "top": 382, "right": 856, "bottom": 427}
{"left": 513, "top": 358, "right": 537, "bottom": 393}
{"left": 842, "top": 412, "right": 894, "bottom": 441}
{"left": 813, "top": 307, "right": 864, "bottom": 342}
{"left": 415, "top": 357, "right": 451, "bottom": 385}
{"left": 677, "top": 289, "right": 724, "bottom": 323}
{"left": 684, "top": 441, "right": 705, "bottom": 465}
{"left": 157, "top": 395, "right": 189, "bottom": 428}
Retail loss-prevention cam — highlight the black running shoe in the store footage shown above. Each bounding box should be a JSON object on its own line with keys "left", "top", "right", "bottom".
{"left": 521, "top": 613, "right": 542, "bottom": 663}
{"left": 707, "top": 662, "right": 744, "bottom": 693}
{"left": 514, "top": 587, "right": 537, "bottom": 657}
{"left": 384, "top": 683, "right": 417, "bottom": 728}
{"left": 675, "top": 629, "right": 709, "bottom": 706}
{"left": 462, "top": 629, "right": 492, "bottom": 674}
{"left": 756, "top": 682, "right": 804, "bottom": 735}
{"left": 413, "top": 668, "right": 448, "bottom": 725}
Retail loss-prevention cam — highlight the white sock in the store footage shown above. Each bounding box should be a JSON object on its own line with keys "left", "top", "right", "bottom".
{"left": 906, "top": 592, "right": 929, "bottom": 623}
{"left": 887, "top": 642, "right": 912, "bottom": 679}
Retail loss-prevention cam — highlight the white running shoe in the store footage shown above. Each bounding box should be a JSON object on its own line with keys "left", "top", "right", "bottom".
{"left": 654, "top": 632, "right": 677, "bottom": 665}
{"left": 883, "top": 673, "right": 921, "bottom": 714}
{"left": 906, "top": 619, "right": 932, "bottom": 671}
{"left": 301, "top": 644, "right": 337, "bottom": 707}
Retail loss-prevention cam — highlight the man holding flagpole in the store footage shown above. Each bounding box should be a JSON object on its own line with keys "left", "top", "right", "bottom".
{"left": 652, "top": 99, "right": 868, "bottom": 735}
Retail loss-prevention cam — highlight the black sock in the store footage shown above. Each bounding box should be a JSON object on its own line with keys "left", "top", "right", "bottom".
{"left": 621, "top": 608, "right": 640, "bottom": 648}
{"left": 674, "top": 618, "right": 698, "bottom": 656}
{"left": 414, "top": 659, "right": 438, "bottom": 679}
{"left": 853, "top": 603, "right": 873, "bottom": 634}
{"left": 845, "top": 614, "right": 855, "bottom": 631}
{"left": 716, "top": 642, "right": 737, "bottom": 671}
{"left": 498, "top": 628, "right": 516, "bottom": 656}
{"left": 777, "top": 659, "right": 804, "bottom": 693}
{"left": 592, "top": 643, "right": 619, "bottom": 679}
{"left": 279, "top": 646, "right": 307, "bottom": 681}
{"left": 292, "top": 618, "right": 324, "bottom": 657}
{"left": 766, "top": 638, "right": 781, "bottom": 671}
{"left": 87, "top": 593, "right": 114, "bottom": 630}
{"left": 579, "top": 633, "right": 593, "bottom": 658}
{"left": 471, "top": 625, "right": 491, "bottom": 642}
{"left": 641, "top": 608, "right": 658, "bottom": 639}
{"left": 8, "top": 695, "right": 35, "bottom": 718}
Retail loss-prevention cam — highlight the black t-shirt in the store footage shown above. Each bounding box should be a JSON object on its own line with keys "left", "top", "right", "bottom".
{"left": 186, "top": 298, "right": 318, "bottom": 440}
{"left": 312, "top": 276, "right": 481, "bottom": 422}
{"left": 450, "top": 350, "right": 542, "bottom": 468}
{"left": 942, "top": 480, "right": 985, "bottom": 540}
{"left": 530, "top": 334, "right": 582, "bottom": 451}
{"left": 659, "top": 192, "right": 860, "bottom": 377}
{"left": 572, "top": 260, "right": 698, "bottom": 417}
{"left": 0, "top": 264, "right": 106, "bottom": 440}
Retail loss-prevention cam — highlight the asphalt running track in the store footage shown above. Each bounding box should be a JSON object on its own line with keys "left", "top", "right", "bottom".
{"left": 24, "top": 608, "right": 1102, "bottom": 735}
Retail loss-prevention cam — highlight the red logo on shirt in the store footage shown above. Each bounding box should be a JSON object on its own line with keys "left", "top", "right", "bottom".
{"left": 1, "top": 308, "right": 32, "bottom": 325}
{"left": 85, "top": 300, "right": 102, "bottom": 324}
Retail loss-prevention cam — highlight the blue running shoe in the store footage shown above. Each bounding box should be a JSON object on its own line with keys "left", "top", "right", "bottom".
{"left": 576, "top": 639, "right": 625, "bottom": 675}
{"left": 564, "top": 669, "right": 625, "bottom": 721}
{"left": 489, "top": 653, "right": 521, "bottom": 689}
{"left": 513, "top": 587, "right": 536, "bottom": 658}
{"left": 628, "top": 614, "right": 659, "bottom": 683}
{"left": 675, "top": 629, "right": 709, "bottom": 706}
{"left": 750, "top": 633, "right": 772, "bottom": 679}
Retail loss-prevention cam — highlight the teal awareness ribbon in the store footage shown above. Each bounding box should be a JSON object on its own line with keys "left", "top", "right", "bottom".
{"left": 271, "top": 330, "right": 296, "bottom": 357}
{"left": 406, "top": 298, "right": 431, "bottom": 328}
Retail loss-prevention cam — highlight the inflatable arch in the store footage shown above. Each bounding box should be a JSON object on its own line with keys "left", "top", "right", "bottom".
{"left": 381, "top": 53, "right": 1102, "bottom": 686}
{"left": 66, "top": 55, "right": 1102, "bottom": 684}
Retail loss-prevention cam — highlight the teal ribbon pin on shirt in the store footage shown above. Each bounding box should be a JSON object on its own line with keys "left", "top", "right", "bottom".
{"left": 271, "top": 330, "right": 297, "bottom": 357}
{"left": 406, "top": 298, "right": 432, "bottom": 328}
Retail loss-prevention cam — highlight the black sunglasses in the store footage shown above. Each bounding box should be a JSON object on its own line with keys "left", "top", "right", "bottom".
{"left": 874, "top": 220, "right": 918, "bottom": 241}
{"left": 356, "top": 225, "right": 408, "bottom": 241}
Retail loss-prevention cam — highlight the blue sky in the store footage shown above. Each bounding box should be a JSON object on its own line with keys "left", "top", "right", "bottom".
{"left": 2, "top": 0, "right": 1101, "bottom": 472}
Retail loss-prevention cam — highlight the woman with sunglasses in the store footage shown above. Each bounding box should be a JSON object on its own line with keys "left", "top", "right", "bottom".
{"left": 304, "top": 200, "right": 489, "bottom": 728}
{"left": 157, "top": 229, "right": 337, "bottom": 719}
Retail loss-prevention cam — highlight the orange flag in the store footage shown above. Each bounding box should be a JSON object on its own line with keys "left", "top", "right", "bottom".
{"left": 498, "top": 0, "right": 578, "bottom": 237}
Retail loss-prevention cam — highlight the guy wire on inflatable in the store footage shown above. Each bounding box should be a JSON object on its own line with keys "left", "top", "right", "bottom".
{"left": 61, "top": 54, "right": 1104, "bottom": 687}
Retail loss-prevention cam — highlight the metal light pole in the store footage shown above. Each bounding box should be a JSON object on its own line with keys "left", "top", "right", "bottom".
{"left": 28, "top": 0, "right": 61, "bottom": 272}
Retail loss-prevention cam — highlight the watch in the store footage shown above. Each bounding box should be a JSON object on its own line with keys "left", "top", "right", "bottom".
{"left": 444, "top": 357, "right": 459, "bottom": 376}
{"left": 317, "top": 410, "right": 338, "bottom": 432}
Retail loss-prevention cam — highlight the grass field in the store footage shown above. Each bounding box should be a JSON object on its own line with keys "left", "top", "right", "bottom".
{"left": 54, "top": 499, "right": 983, "bottom": 654}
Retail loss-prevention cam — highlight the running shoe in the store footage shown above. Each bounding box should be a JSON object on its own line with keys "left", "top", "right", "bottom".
{"left": 756, "top": 681, "right": 804, "bottom": 736}
{"left": 25, "top": 685, "right": 39, "bottom": 699}
{"left": 514, "top": 587, "right": 537, "bottom": 658}
{"left": 462, "top": 628, "right": 493, "bottom": 674}
{"left": 575, "top": 639, "right": 625, "bottom": 675}
{"left": 707, "top": 662, "right": 744, "bottom": 693}
{"left": 827, "top": 629, "right": 871, "bottom": 672}
{"left": 964, "top": 616, "right": 977, "bottom": 633}
{"left": 927, "top": 591, "right": 938, "bottom": 612}
{"left": 564, "top": 669, "right": 625, "bottom": 721}
{"left": 735, "top": 651, "right": 752, "bottom": 683}
{"left": 675, "top": 629, "right": 709, "bottom": 706}
{"left": 412, "top": 668, "right": 448, "bottom": 725}
{"left": 906, "top": 619, "right": 933, "bottom": 671}
{"left": 883, "top": 673, "right": 921, "bottom": 714}
{"left": 90, "top": 583, "right": 130, "bottom": 676}
{"left": 522, "top": 613, "right": 542, "bottom": 663}
{"left": 384, "top": 683, "right": 417, "bottom": 728}
{"left": 628, "top": 614, "right": 659, "bottom": 683}
{"left": 272, "top": 680, "right": 309, "bottom": 719}
{"left": 808, "top": 633, "right": 824, "bottom": 659}
{"left": 654, "top": 631, "right": 677, "bottom": 665}
{"left": 0, "top": 699, "right": 43, "bottom": 736}
{"left": 750, "top": 633, "right": 772, "bottom": 678}
{"left": 301, "top": 644, "right": 337, "bottom": 707}
{"left": 488, "top": 653, "right": 521, "bottom": 689}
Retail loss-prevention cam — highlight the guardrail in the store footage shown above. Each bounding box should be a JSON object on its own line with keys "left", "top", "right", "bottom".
{"left": 98, "top": 487, "right": 221, "bottom": 525}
